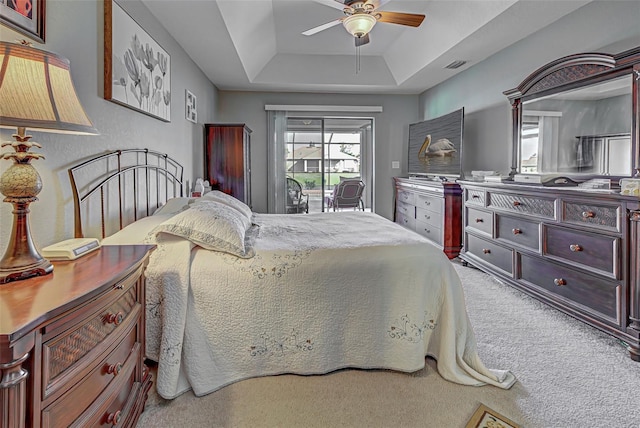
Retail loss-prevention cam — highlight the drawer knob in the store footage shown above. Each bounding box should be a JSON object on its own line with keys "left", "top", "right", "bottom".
{"left": 482, "top": 248, "right": 491, "bottom": 254}
{"left": 106, "top": 312, "right": 124, "bottom": 325}
{"left": 554, "top": 278, "right": 566, "bottom": 286}
{"left": 106, "top": 410, "right": 122, "bottom": 426}
{"left": 582, "top": 211, "right": 595, "bottom": 219}
{"left": 513, "top": 201, "right": 522, "bottom": 206}
{"left": 475, "top": 218, "right": 483, "bottom": 223}
{"left": 512, "top": 228, "right": 521, "bottom": 235}
{"left": 106, "top": 362, "right": 123, "bottom": 376}
{"left": 425, "top": 201, "right": 431, "bottom": 206}
{"left": 425, "top": 229, "right": 431, "bottom": 233}
{"left": 569, "top": 244, "right": 582, "bottom": 252}
{"left": 471, "top": 194, "right": 480, "bottom": 199}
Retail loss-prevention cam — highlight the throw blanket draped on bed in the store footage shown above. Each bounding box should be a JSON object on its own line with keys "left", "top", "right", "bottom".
{"left": 104, "top": 211, "right": 515, "bottom": 398}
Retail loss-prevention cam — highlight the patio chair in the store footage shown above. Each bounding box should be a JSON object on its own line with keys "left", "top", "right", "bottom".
{"left": 324, "top": 179, "right": 365, "bottom": 211}
{"left": 286, "top": 177, "right": 309, "bottom": 214}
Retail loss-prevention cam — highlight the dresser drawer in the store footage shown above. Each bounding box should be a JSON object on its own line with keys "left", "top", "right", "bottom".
{"left": 544, "top": 225, "right": 618, "bottom": 278}
{"left": 70, "top": 360, "right": 139, "bottom": 428}
{"left": 395, "top": 211, "right": 416, "bottom": 230}
{"left": 415, "top": 193, "right": 443, "bottom": 214}
{"left": 42, "top": 282, "right": 139, "bottom": 399}
{"left": 519, "top": 254, "right": 620, "bottom": 324}
{"left": 466, "top": 233, "right": 513, "bottom": 275}
{"left": 466, "top": 207, "right": 492, "bottom": 235}
{"left": 496, "top": 214, "right": 540, "bottom": 251}
{"left": 465, "top": 189, "right": 485, "bottom": 206}
{"left": 396, "top": 189, "right": 415, "bottom": 205}
{"left": 488, "top": 192, "right": 555, "bottom": 219}
{"left": 396, "top": 200, "right": 414, "bottom": 218}
{"left": 561, "top": 200, "right": 621, "bottom": 232}
{"left": 416, "top": 207, "right": 442, "bottom": 228}
{"left": 416, "top": 220, "right": 442, "bottom": 245}
{"left": 41, "top": 324, "right": 140, "bottom": 427}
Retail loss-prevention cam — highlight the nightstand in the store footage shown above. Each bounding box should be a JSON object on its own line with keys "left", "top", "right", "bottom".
{"left": 0, "top": 245, "right": 154, "bottom": 428}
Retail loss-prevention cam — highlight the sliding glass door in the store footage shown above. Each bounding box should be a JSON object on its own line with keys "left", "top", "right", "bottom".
{"left": 284, "top": 117, "right": 373, "bottom": 213}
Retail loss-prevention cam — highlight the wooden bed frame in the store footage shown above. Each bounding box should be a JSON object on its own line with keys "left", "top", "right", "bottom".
{"left": 68, "top": 149, "right": 185, "bottom": 239}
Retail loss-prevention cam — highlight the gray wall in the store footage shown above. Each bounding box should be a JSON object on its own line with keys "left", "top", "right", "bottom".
{"left": 418, "top": 1, "right": 640, "bottom": 177}
{"left": 0, "top": 0, "right": 219, "bottom": 250}
{"left": 216, "top": 91, "right": 419, "bottom": 219}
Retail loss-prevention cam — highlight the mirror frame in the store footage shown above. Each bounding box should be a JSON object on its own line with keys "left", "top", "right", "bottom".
{"left": 504, "top": 46, "right": 640, "bottom": 179}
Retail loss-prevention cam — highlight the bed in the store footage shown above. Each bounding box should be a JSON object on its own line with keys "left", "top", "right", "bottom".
{"left": 69, "top": 150, "right": 515, "bottom": 399}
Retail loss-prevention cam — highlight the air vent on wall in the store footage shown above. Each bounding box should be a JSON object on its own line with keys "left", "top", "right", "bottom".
{"left": 444, "top": 60, "right": 467, "bottom": 69}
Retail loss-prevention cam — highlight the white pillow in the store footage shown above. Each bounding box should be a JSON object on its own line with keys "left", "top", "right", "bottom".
{"left": 148, "top": 200, "right": 255, "bottom": 258}
{"left": 101, "top": 215, "right": 171, "bottom": 245}
{"left": 199, "top": 190, "right": 252, "bottom": 219}
{"left": 153, "top": 197, "right": 194, "bottom": 216}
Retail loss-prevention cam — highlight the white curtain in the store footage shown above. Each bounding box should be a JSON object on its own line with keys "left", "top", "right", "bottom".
{"left": 267, "top": 110, "right": 288, "bottom": 213}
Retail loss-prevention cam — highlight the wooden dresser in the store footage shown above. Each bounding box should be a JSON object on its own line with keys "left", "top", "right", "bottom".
{"left": 204, "top": 124, "right": 252, "bottom": 206}
{"left": 0, "top": 245, "right": 154, "bottom": 428}
{"left": 393, "top": 177, "right": 463, "bottom": 259}
{"left": 459, "top": 181, "right": 640, "bottom": 360}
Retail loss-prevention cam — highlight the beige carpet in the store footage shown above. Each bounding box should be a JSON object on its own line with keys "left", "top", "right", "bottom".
{"left": 136, "top": 260, "right": 640, "bottom": 427}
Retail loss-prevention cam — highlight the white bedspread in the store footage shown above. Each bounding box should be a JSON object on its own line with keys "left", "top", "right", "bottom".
{"left": 105, "top": 211, "right": 515, "bottom": 398}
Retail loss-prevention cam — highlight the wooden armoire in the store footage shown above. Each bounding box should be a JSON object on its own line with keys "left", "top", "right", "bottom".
{"left": 204, "top": 124, "right": 252, "bottom": 206}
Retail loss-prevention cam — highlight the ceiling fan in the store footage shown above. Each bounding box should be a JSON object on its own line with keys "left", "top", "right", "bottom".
{"left": 303, "top": 0, "right": 425, "bottom": 47}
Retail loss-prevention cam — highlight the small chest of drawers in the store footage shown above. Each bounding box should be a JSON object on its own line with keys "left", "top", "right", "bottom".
{"left": 394, "top": 177, "right": 462, "bottom": 259}
{"left": 459, "top": 181, "right": 640, "bottom": 361}
{"left": 0, "top": 245, "right": 154, "bottom": 428}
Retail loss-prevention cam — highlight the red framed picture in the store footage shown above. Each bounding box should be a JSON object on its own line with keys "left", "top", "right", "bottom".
{"left": 0, "top": 0, "right": 45, "bottom": 43}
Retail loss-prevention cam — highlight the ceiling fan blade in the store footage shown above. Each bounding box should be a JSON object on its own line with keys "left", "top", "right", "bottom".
{"left": 376, "top": 11, "right": 425, "bottom": 27}
{"left": 302, "top": 18, "right": 344, "bottom": 36}
{"left": 355, "top": 33, "right": 370, "bottom": 47}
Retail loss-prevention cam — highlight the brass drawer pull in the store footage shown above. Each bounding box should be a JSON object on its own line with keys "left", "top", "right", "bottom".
{"left": 106, "top": 312, "right": 124, "bottom": 325}
{"left": 512, "top": 228, "right": 521, "bottom": 235}
{"left": 482, "top": 248, "right": 491, "bottom": 254}
{"left": 475, "top": 218, "right": 483, "bottom": 223}
{"left": 107, "top": 410, "right": 122, "bottom": 426}
{"left": 513, "top": 201, "right": 521, "bottom": 206}
{"left": 106, "top": 362, "right": 123, "bottom": 376}
{"left": 569, "top": 244, "right": 582, "bottom": 252}
{"left": 554, "top": 278, "right": 566, "bottom": 286}
{"left": 582, "top": 211, "right": 595, "bottom": 218}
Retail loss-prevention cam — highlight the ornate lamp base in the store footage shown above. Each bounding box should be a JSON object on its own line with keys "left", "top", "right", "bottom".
{"left": 0, "top": 199, "right": 53, "bottom": 284}
{"left": 0, "top": 258, "right": 53, "bottom": 284}
{"left": 0, "top": 129, "right": 53, "bottom": 284}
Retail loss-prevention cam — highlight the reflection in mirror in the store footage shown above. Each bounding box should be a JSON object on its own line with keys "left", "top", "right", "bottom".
{"left": 520, "top": 74, "right": 632, "bottom": 175}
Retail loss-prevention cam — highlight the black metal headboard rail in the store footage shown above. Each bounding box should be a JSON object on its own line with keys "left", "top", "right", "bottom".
{"left": 69, "top": 149, "right": 184, "bottom": 239}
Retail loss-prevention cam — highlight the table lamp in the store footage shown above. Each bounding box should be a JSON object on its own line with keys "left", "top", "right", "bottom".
{"left": 0, "top": 41, "right": 98, "bottom": 284}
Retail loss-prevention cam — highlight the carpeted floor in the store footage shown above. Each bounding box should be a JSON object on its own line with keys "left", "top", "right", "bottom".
{"left": 136, "top": 260, "right": 639, "bottom": 427}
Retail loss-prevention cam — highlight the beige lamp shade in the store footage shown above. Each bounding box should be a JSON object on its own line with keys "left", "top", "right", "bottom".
{"left": 0, "top": 41, "right": 98, "bottom": 135}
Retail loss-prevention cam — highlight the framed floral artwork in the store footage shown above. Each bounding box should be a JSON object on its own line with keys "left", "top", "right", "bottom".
{"left": 186, "top": 90, "right": 197, "bottom": 123}
{"left": 0, "top": 0, "right": 46, "bottom": 43}
{"left": 104, "top": 0, "right": 170, "bottom": 122}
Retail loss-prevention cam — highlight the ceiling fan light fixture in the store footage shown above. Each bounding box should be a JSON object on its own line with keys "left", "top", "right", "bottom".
{"left": 342, "top": 13, "right": 377, "bottom": 38}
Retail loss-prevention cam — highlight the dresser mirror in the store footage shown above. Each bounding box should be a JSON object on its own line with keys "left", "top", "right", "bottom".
{"left": 505, "top": 47, "right": 640, "bottom": 181}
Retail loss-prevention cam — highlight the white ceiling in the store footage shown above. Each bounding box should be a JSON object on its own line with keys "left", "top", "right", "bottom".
{"left": 141, "top": 0, "right": 593, "bottom": 95}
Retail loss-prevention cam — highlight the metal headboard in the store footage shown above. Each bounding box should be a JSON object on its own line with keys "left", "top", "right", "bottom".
{"left": 69, "top": 149, "right": 184, "bottom": 239}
